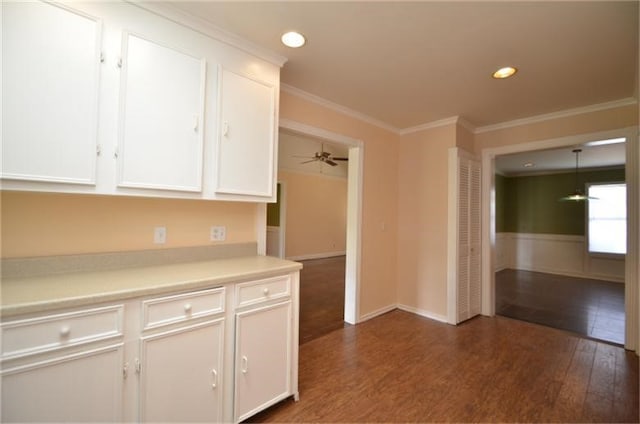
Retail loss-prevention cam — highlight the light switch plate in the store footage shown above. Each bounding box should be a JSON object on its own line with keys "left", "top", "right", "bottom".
{"left": 154, "top": 226, "right": 167, "bottom": 244}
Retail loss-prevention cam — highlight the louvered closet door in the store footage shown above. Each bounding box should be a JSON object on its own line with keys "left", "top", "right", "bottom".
{"left": 457, "top": 156, "right": 481, "bottom": 323}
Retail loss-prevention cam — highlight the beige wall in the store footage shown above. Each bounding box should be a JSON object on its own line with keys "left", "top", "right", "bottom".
{"left": 1, "top": 192, "right": 257, "bottom": 258}
{"left": 397, "top": 124, "right": 456, "bottom": 318}
{"left": 280, "top": 91, "right": 400, "bottom": 317}
{"left": 278, "top": 171, "right": 347, "bottom": 259}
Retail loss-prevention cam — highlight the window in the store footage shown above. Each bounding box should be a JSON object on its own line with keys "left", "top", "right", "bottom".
{"left": 587, "top": 183, "right": 626, "bottom": 254}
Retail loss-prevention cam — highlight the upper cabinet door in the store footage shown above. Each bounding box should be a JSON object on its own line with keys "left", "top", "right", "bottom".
{"left": 117, "top": 33, "right": 206, "bottom": 192}
{"left": 2, "top": 1, "right": 101, "bottom": 184}
{"left": 215, "top": 68, "right": 276, "bottom": 198}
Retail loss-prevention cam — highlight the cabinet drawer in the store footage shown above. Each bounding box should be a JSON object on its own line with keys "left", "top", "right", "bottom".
{"left": 235, "top": 275, "right": 290, "bottom": 308}
{"left": 142, "top": 287, "right": 224, "bottom": 330}
{"left": 1, "top": 305, "right": 123, "bottom": 360}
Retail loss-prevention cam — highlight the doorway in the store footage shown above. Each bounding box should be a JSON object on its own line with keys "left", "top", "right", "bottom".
{"left": 481, "top": 128, "right": 639, "bottom": 351}
{"left": 278, "top": 119, "right": 363, "bottom": 330}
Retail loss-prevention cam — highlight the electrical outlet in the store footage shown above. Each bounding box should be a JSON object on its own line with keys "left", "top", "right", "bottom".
{"left": 154, "top": 226, "right": 167, "bottom": 244}
{"left": 210, "top": 226, "right": 226, "bottom": 242}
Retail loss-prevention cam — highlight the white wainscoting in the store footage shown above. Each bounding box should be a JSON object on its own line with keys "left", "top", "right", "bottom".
{"left": 496, "top": 232, "right": 625, "bottom": 282}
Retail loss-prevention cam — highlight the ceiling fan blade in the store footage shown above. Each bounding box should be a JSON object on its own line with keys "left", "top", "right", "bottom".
{"left": 324, "top": 159, "right": 337, "bottom": 166}
{"left": 300, "top": 159, "right": 317, "bottom": 164}
{"left": 332, "top": 157, "right": 348, "bottom": 161}
{"left": 320, "top": 151, "right": 331, "bottom": 158}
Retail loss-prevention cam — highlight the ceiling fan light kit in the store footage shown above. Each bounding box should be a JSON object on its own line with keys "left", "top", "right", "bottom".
{"left": 559, "top": 148, "right": 598, "bottom": 202}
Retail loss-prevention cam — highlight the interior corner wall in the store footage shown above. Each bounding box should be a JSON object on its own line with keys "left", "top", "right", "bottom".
{"left": 278, "top": 170, "right": 347, "bottom": 260}
{"left": 279, "top": 90, "right": 400, "bottom": 320}
{"left": 397, "top": 124, "right": 457, "bottom": 320}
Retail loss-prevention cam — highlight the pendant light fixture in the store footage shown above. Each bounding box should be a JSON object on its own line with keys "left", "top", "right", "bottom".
{"left": 559, "top": 148, "right": 597, "bottom": 201}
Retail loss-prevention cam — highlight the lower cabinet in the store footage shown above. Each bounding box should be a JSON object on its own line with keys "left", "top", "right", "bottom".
{"left": 139, "top": 319, "right": 224, "bottom": 422}
{"left": 2, "top": 344, "right": 125, "bottom": 422}
{"left": 0, "top": 271, "right": 299, "bottom": 423}
{"left": 235, "top": 301, "right": 292, "bottom": 421}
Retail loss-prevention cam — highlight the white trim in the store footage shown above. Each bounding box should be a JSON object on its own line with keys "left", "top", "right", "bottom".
{"left": 447, "top": 148, "right": 459, "bottom": 324}
{"left": 481, "top": 126, "right": 639, "bottom": 353}
{"left": 286, "top": 251, "right": 346, "bottom": 261}
{"left": 282, "top": 82, "right": 636, "bottom": 138}
{"left": 400, "top": 116, "right": 459, "bottom": 135}
{"left": 281, "top": 85, "right": 399, "bottom": 134}
{"left": 279, "top": 119, "right": 363, "bottom": 326}
{"left": 256, "top": 203, "right": 267, "bottom": 256}
{"left": 397, "top": 304, "right": 449, "bottom": 324}
{"left": 278, "top": 181, "right": 286, "bottom": 259}
{"left": 357, "top": 304, "right": 397, "bottom": 323}
{"left": 129, "top": 1, "right": 287, "bottom": 67}
{"left": 475, "top": 98, "right": 638, "bottom": 134}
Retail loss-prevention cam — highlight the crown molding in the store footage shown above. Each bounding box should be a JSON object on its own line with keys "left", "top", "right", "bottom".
{"left": 474, "top": 97, "right": 638, "bottom": 134}
{"left": 282, "top": 82, "right": 637, "bottom": 138}
{"left": 280, "top": 84, "right": 400, "bottom": 134}
{"left": 129, "top": 1, "right": 288, "bottom": 67}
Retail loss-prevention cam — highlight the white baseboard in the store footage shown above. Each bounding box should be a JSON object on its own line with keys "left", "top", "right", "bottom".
{"left": 397, "top": 304, "right": 449, "bottom": 324}
{"left": 358, "top": 304, "right": 397, "bottom": 323}
{"left": 286, "top": 251, "right": 346, "bottom": 261}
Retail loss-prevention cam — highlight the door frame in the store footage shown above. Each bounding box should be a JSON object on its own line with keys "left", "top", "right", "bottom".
{"left": 278, "top": 118, "right": 364, "bottom": 325}
{"left": 480, "top": 126, "right": 639, "bottom": 352}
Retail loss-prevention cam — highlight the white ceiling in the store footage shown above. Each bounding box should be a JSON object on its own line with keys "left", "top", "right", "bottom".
{"left": 165, "top": 1, "right": 638, "bottom": 131}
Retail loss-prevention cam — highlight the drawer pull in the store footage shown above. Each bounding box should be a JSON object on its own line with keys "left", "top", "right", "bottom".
{"left": 59, "top": 325, "right": 71, "bottom": 338}
{"left": 183, "top": 303, "right": 192, "bottom": 313}
{"left": 263, "top": 288, "right": 270, "bottom": 295}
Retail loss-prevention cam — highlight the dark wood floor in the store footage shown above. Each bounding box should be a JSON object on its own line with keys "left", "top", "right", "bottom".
{"left": 496, "top": 269, "right": 625, "bottom": 345}
{"left": 250, "top": 310, "right": 639, "bottom": 423}
{"left": 298, "top": 256, "right": 348, "bottom": 345}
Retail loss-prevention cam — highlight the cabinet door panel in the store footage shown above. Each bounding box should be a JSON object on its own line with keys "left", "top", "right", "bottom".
{"left": 235, "top": 301, "right": 291, "bottom": 421}
{"left": 216, "top": 69, "right": 276, "bottom": 197}
{"left": 2, "top": 1, "right": 100, "bottom": 184}
{"left": 1, "top": 344, "right": 124, "bottom": 422}
{"left": 118, "top": 33, "right": 206, "bottom": 192}
{"left": 139, "top": 319, "right": 224, "bottom": 422}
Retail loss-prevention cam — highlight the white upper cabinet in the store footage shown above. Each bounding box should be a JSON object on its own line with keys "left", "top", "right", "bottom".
{"left": 216, "top": 69, "right": 276, "bottom": 198}
{"left": 1, "top": 1, "right": 283, "bottom": 202}
{"left": 117, "top": 33, "right": 206, "bottom": 192}
{"left": 2, "top": 2, "right": 101, "bottom": 184}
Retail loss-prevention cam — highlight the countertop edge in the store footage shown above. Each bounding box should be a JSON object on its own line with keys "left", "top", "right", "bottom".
{"left": 1, "top": 257, "right": 302, "bottom": 319}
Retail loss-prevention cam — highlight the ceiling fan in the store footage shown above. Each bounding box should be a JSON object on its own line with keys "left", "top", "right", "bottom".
{"left": 295, "top": 145, "right": 348, "bottom": 167}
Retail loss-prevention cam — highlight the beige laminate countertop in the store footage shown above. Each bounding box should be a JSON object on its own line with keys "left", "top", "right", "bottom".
{"left": 1, "top": 255, "right": 302, "bottom": 318}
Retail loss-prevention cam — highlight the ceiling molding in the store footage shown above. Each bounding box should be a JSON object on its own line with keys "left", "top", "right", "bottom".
{"left": 282, "top": 83, "right": 637, "bottom": 139}
{"left": 474, "top": 98, "right": 638, "bottom": 134}
{"left": 281, "top": 84, "right": 400, "bottom": 135}
{"left": 130, "top": 1, "right": 288, "bottom": 67}
{"left": 399, "top": 116, "right": 460, "bottom": 135}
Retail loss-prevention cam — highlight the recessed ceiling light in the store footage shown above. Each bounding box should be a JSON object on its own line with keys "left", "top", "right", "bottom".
{"left": 281, "top": 31, "right": 306, "bottom": 48}
{"left": 492, "top": 66, "right": 517, "bottom": 79}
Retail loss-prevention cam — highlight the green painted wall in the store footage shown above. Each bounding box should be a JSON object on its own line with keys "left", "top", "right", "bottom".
{"left": 496, "top": 168, "right": 624, "bottom": 235}
{"left": 266, "top": 183, "right": 281, "bottom": 227}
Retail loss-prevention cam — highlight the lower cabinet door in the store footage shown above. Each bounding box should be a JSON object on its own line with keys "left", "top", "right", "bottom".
{"left": 1, "top": 344, "right": 124, "bottom": 422}
{"left": 139, "top": 319, "right": 224, "bottom": 423}
{"left": 235, "top": 301, "right": 292, "bottom": 422}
